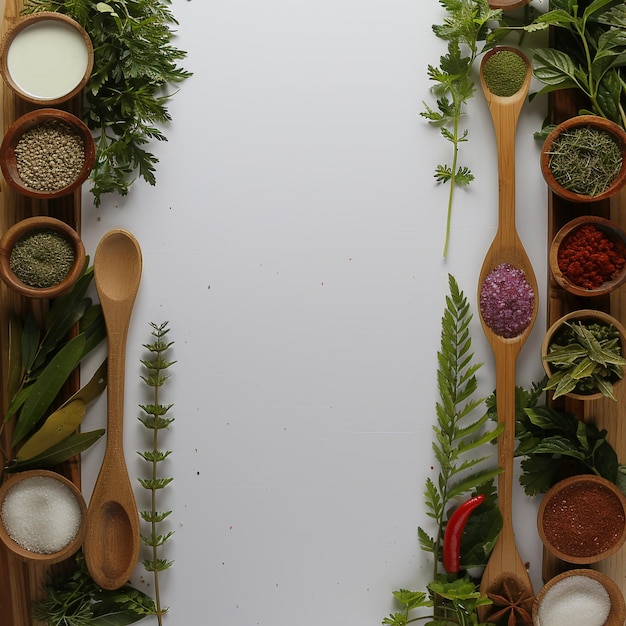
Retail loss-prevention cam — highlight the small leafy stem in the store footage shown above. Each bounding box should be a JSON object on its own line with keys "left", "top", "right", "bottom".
{"left": 138, "top": 322, "right": 176, "bottom": 625}
{"left": 422, "top": 0, "right": 503, "bottom": 258}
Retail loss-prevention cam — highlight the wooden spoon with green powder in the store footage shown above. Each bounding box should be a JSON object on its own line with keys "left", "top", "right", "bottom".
{"left": 476, "top": 46, "right": 536, "bottom": 615}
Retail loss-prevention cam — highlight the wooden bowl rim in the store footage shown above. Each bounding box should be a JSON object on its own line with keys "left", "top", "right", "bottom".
{"left": 0, "top": 469, "right": 87, "bottom": 564}
{"left": 489, "top": 0, "right": 532, "bottom": 9}
{"left": 541, "top": 309, "right": 626, "bottom": 401}
{"left": 0, "top": 108, "right": 95, "bottom": 200}
{"left": 537, "top": 474, "right": 626, "bottom": 564}
{"left": 532, "top": 568, "right": 626, "bottom": 626}
{"left": 0, "top": 215, "right": 86, "bottom": 299}
{"left": 541, "top": 115, "right": 626, "bottom": 203}
{"left": 550, "top": 215, "right": 626, "bottom": 297}
{"left": 0, "top": 11, "right": 93, "bottom": 105}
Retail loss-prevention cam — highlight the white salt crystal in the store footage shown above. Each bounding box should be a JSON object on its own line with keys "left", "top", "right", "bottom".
{"left": 537, "top": 574, "right": 611, "bottom": 626}
{"left": 1, "top": 475, "right": 81, "bottom": 554}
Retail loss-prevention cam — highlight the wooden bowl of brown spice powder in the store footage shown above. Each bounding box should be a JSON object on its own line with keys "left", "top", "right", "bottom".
{"left": 0, "top": 216, "right": 86, "bottom": 299}
{"left": 538, "top": 474, "right": 626, "bottom": 565}
{"left": 0, "top": 108, "right": 95, "bottom": 199}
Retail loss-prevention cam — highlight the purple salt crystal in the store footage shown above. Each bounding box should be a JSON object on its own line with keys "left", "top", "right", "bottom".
{"left": 480, "top": 262, "right": 535, "bottom": 338}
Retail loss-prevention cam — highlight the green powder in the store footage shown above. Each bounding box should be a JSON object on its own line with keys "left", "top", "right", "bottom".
{"left": 482, "top": 50, "right": 527, "bottom": 97}
{"left": 10, "top": 228, "right": 75, "bottom": 288}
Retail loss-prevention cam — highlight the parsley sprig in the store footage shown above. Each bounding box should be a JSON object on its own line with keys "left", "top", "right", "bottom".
{"left": 422, "top": 0, "right": 502, "bottom": 257}
{"left": 23, "top": 0, "right": 192, "bottom": 206}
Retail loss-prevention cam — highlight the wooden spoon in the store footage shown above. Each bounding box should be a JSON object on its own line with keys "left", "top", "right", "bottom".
{"left": 476, "top": 48, "right": 536, "bottom": 607}
{"left": 84, "top": 229, "right": 142, "bottom": 590}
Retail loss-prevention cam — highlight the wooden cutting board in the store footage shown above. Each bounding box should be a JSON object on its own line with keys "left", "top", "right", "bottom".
{"left": 0, "top": 0, "right": 83, "bottom": 623}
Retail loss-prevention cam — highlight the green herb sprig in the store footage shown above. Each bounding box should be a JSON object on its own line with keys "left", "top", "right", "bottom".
{"left": 138, "top": 322, "right": 175, "bottom": 625}
{"left": 489, "top": 381, "right": 620, "bottom": 496}
{"left": 422, "top": 0, "right": 502, "bottom": 257}
{"left": 383, "top": 275, "right": 502, "bottom": 626}
{"left": 526, "top": 0, "right": 626, "bottom": 129}
{"left": 32, "top": 552, "right": 156, "bottom": 626}
{"left": 23, "top": 0, "right": 192, "bottom": 206}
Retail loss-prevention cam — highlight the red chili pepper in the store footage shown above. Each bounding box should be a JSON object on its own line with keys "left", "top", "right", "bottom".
{"left": 442, "top": 493, "right": 486, "bottom": 574}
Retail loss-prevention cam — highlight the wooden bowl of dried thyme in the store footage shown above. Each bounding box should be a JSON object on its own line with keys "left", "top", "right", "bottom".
{"left": 0, "top": 216, "right": 86, "bottom": 299}
{"left": 0, "top": 108, "right": 95, "bottom": 200}
{"left": 541, "top": 115, "right": 626, "bottom": 203}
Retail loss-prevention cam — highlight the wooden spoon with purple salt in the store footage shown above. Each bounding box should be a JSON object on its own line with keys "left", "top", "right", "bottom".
{"left": 475, "top": 47, "right": 536, "bottom": 613}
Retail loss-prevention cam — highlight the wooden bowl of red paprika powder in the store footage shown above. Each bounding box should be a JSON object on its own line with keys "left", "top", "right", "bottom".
{"left": 550, "top": 216, "right": 626, "bottom": 297}
{"left": 538, "top": 474, "right": 626, "bottom": 565}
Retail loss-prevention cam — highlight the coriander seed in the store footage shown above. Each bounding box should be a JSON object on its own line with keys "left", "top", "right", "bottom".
{"left": 14, "top": 120, "right": 85, "bottom": 192}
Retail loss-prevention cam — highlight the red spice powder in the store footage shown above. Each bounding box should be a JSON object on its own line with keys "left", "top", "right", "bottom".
{"left": 542, "top": 481, "right": 625, "bottom": 558}
{"left": 558, "top": 224, "right": 626, "bottom": 289}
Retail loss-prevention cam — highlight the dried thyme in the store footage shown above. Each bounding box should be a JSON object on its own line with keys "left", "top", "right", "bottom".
{"left": 547, "top": 126, "right": 622, "bottom": 197}
{"left": 10, "top": 228, "right": 75, "bottom": 288}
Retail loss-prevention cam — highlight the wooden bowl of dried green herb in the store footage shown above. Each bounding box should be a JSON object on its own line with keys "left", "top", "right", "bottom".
{"left": 0, "top": 108, "right": 95, "bottom": 200}
{"left": 541, "top": 115, "right": 626, "bottom": 203}
{"left": 0, "top": 216, "right": 86, "bottom": 299}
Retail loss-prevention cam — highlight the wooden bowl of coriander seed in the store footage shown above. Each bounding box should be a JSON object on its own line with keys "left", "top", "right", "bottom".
{"left": 0, "top": 216, "right": 86, "bottom": 299}
{"left": 0, "top": 108, "right": 95, "bottom": 199}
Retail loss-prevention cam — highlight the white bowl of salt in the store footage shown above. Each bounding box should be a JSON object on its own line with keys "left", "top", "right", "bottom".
{"left": 0, "top": 470, "right": 86, "bottom": 564}
{"left": 533, "top": 569, "right": 625, "bottom": 626}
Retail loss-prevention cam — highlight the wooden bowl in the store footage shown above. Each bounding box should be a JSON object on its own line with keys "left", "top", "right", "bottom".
{"left": 0, "top": 12, "right": 93, "bottom": 105}
{"left": 0, "top": 108, "right": 95, "bottom": 199}
{"left": 533, "top": 569, "right": 625, "bottom": 626}
{"left": 541, "top": 309, "right": 626, "bottom": 401}
{"left": 0, "top": 216, "right": 86, "bottom": 299}
{"left": 541, "top": 115, "right": 626, "bottom": 203}
{"left": 0, "top": 469, "right": 87, "bottom": 564}
{"left": 489, "top": 0, "right": 531, "bottom": 9}
{"left": 538, "top": 474, "right": 626, "bottom": 564}
{"left": 550, "top": 215, "right": 626, "bottom": 297}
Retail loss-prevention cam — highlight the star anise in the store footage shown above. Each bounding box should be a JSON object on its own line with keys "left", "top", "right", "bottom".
{"left": 486, "top": 576, "right": 534, "bottom": 626}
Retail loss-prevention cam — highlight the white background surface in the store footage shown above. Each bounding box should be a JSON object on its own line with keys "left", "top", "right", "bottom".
{"left": 79, "top": 1, "right": 551, "bottom": 623}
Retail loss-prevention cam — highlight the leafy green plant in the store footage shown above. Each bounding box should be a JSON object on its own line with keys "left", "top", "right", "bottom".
{"left": 32, "top": 552, "right": 155, "bottom": 626}
{"left": 138, "top": 322, "right": 175, "bottom": 625}
{"left": 487, "top": 381, "right": 620, "bottom": 496}
{"left": 0, "top": 264, "right": 107, "bottom": 475}
{"left": 23, "top": 0, "right": 192, "bottom": 206}
{"left": 543, "top": 319, "right": 626, "bottom": 400}
{"left": 383, "top": 275, "right": 502, "bottom": 626}
{"left": 526, "top": 0, "right": 626, "bottom": 129}
{"left": 422, "top": 0, "right": 502, "bottom": 257}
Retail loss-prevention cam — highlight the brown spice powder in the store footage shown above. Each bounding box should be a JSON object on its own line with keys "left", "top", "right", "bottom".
{"left": 542, "top": 481, "right": 625, "bottom": 558}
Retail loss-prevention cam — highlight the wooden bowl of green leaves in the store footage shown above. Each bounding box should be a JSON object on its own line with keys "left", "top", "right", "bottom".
{"left": 541, "top": 115, "right": 626, "bottom": 203}
{"left": 0, "top": 216, "right": 86, "bottom": 299}
{"left": 0, "top": 108, "right": 95, "bottom": 200}
{"left": 541, "top": 309, "right": 626, "bottom": 401}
